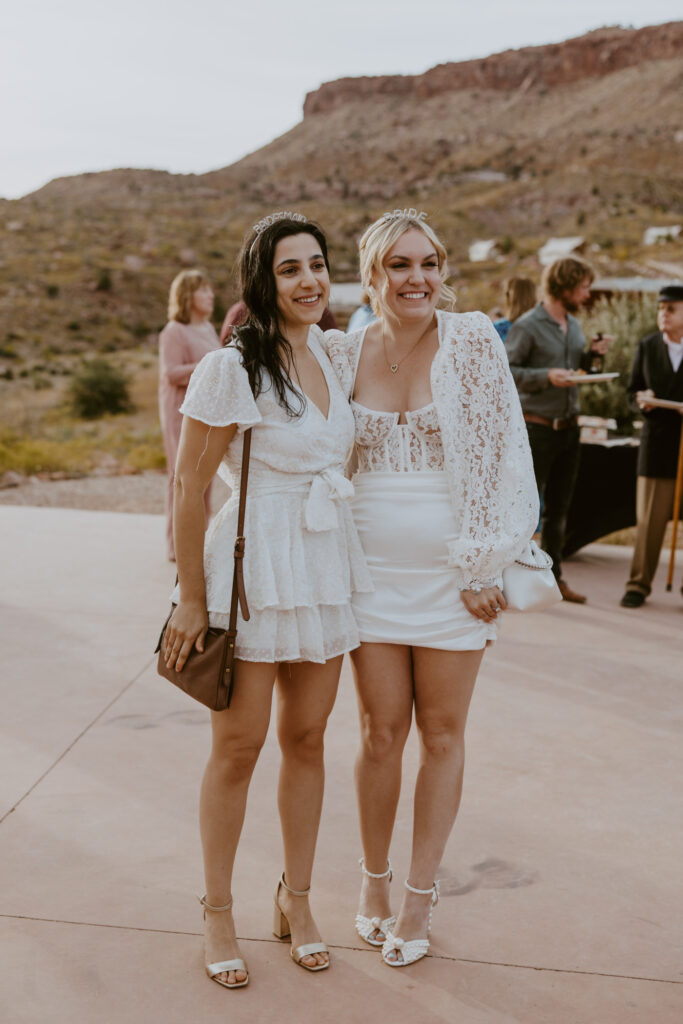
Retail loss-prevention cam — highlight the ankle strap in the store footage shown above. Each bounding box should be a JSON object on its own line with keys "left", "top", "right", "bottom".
{"left": 404, "top": 879, "right": 440, "bottom": 903}
{"left": 359, "top": 856, "right": 392, "bottom": 880}
{"left": 199, "top": 893, "right": 233, "bottom": 912}
{"left": 279, "top": 872, "right": 310, "bottom": 897}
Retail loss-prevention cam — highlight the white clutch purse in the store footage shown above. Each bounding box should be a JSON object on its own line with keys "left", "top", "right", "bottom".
{"left": 502, "top": 541, "right": 562, "bottom": 612}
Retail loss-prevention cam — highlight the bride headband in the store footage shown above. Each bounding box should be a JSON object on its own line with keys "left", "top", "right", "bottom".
{"left": 381, "top": 209, "right": 428, "bottom": 223}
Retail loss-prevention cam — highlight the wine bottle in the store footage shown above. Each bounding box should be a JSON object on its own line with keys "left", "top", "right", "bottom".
{"left": 589, "top": 332, "right": 605, "bottom": 374}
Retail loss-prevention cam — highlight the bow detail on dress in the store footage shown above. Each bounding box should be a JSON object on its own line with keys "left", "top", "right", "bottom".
{"left": 304, "top": 469, "right": 355, "bottom": 532}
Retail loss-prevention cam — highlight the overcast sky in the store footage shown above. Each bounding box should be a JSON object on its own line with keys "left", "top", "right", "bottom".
{"left": 2, "top": 1, "right": 680, "bottom": 200}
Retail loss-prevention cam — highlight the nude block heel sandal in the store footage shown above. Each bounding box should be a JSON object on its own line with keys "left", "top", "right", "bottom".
{"left": 199, "top": 894, "right": 249, "bottom": 989}
{"left": 381, "top": 879, "right": 440, "bottom": 967}
{"left": 273, "top": 873, "right": 330, "bottom": 972}
{"left": 355, "top": 857, "right": 397, "bottom": 947}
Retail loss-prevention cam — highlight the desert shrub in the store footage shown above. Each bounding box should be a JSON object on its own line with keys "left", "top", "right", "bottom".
{"left": 68, "top": 358, "right": 133, "bottom": 419}
{"left": 125, "top": 443, "right": 166, "bottom": 471}
{"left": 95, "top": 268, "right": 112, "bottom": 292}
{"left": 46, "top": 284, "right": 59, "bottom": 298}
{"left": 0, "top": 427, "right": 96, "bottom": 475}
{"left": 578, "top": 295, "right": 658, "bottom": 432}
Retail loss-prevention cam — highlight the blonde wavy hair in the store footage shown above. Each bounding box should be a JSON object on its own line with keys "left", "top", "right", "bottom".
{"left": 358, "top": 212, "right": 456, "bottom": 318}
{"left": 167, "top": 269, "right": 211, "bottom": 324}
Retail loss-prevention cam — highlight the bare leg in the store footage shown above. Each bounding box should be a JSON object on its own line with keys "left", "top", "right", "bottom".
{"left": 200, "top": 660, "right": 276, "bottom": 985}
{"left": 275, "top": 656, "right": 343, "bottom": 967}
{"left": 386, "top": 646, "right": 484, "bottom": 964}
{"left": 351, "top": 643, "right": 414, "bottom": 941}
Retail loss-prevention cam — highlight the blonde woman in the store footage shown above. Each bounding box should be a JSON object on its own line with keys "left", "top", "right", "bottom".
{"left": 158, "top": 270, "right": 221, "bottom": 560}
{"left": 324, "top": 210, "right": 538, "bottom": 967}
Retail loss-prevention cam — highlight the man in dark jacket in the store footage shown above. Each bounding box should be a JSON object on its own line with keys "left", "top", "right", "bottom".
{"left": 620, "top": 284, "right": 683, "bottom": 607}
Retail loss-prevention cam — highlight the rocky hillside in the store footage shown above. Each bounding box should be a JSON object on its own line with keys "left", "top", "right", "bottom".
{"left": 1, "top": 22, "right": 681, "bottom": 371}
{"left": 304, "top": 22, "right": 683, "bottom": 113}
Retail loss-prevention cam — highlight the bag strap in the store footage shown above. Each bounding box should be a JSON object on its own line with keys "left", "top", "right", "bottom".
{"left": 229, "top": 427, "right": 252, "bottom": 626}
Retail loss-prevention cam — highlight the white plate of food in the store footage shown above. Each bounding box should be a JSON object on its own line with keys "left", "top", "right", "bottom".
{"left": 640, "top": 396, "right": 683, "bottom": 411}
{"left": 565, "top": 372, "right": 620, "bottom": 384}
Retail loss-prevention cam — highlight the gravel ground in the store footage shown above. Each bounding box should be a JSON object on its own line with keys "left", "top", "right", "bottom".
{"left": 0, "top": 471, "right": 229, "bottom": 515}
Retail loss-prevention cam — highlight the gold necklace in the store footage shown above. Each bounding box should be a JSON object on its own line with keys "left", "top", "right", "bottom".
{"left": 382, "top": 318, "right": 435, "bottom": 374}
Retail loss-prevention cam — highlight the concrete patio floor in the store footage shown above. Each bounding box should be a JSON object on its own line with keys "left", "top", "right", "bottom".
{"left": 1, "top": 505, "right": 682, "bottom": 1023}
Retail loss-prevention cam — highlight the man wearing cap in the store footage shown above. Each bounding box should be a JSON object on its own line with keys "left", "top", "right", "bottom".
{"left": 620, "top": 284, "right": 683, "bottom": 607}
{"left": 506, "top": 257, "right": 611, "bottom": 603}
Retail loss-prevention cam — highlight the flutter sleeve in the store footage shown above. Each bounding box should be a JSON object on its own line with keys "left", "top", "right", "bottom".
{"left": 439, "top": 312, "right": 540, "bottom": 591}
{"left": 179, "top": 347, "right": 261, "bottom": 432}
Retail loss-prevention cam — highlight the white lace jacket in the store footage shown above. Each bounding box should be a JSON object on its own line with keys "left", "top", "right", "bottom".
{"left": 323, "top": 310, "right": 540, "bottom": 591}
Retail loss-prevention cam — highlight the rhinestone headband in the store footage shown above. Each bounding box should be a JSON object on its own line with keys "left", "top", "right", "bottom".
{"left": 251, "top": 211, "right": 307, "bottom": 237}
{"left": 381, "top": 208, "right": 428, "bottom": 223}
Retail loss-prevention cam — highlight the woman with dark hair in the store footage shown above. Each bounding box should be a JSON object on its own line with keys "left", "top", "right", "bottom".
{"left": 164, "top": 213, "right": 371, "bottom": 988}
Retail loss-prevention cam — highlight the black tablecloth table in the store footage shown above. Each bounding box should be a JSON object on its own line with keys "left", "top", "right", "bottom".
{"left": 563, "top": 441, "right": 638, "bottom": 557}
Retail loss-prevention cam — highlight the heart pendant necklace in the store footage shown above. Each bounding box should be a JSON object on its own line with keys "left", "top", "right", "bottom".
{"left": 382, "top": 318, "right": 435, "bottom": 375}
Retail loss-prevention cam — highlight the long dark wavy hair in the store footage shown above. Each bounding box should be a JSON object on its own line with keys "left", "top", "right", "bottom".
{"left": 232, "top": 215, "right": 330, "bottom": 416}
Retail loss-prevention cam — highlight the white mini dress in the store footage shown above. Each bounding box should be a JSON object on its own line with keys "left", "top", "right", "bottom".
{"left": 347, "top": 333, "right": 496, "bottom": 651}
{"left": 172, "top": 329, "right": 372, "bottom": 664}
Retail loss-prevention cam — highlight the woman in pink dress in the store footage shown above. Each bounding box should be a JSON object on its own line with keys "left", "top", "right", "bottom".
{"left": 158, "top": 270, "right": 221, "bottom": 559}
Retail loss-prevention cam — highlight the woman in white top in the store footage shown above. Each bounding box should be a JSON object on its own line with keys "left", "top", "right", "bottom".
{"left": 324, "top": 210, "right": 538, "bottom": 967}
{"left": 163, "top": 213, "right": 371, "bottom": 989}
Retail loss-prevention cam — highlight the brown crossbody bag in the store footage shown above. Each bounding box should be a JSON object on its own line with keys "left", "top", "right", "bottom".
{"left": 155, "top": 427, "right": 253, "bottom": 710}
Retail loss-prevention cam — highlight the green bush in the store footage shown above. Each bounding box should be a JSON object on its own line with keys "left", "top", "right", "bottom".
{"left": 0, "top": 427, "right": 96, "bottom": 475}
{"left": 578, "top": 295, "right": 658, "bottom": 433}
{"left": 95, "top": 268, "right": 112, "bottom": 292}
{"left": 68, "top": 358, "right": 133, "bottom": 419}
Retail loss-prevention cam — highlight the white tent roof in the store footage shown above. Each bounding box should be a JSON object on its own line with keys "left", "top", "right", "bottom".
{"left": 538, "top": 237, "right": 585, "bottom": 266}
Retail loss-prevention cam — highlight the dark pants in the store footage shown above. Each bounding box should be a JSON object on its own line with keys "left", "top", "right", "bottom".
{"left": 526, "top": 424, "right": 581, "bottom": 581}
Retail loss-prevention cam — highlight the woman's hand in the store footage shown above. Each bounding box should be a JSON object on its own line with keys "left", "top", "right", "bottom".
{"left": 461, "top": 586, "right": 507, "bottom": 623}
{"left": 163, "top": 600, "right": 209, "bottom": 672}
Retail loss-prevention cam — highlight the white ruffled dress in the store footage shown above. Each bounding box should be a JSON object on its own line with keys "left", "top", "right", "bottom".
{"left": 172, "top": 328, "right": 372, "bottom": 664}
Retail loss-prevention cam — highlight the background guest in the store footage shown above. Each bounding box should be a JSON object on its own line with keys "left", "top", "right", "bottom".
{"left": 494, "top": 277, "right": 537, "bottom": 341}
{"left": 620, "top": 284, "right": 683, "bottom": 607}
{"left": 158, "top": 270, "right": 220, "bottom": 560}
{"left": 505, "top": 257, "right": 611, "bottom": 603}
{"left": 347, "top": 291, "right": 377, "bottom": 332}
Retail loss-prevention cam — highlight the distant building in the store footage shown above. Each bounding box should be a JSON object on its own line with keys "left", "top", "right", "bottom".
{"left": 642, "top": 226, "right": 681, "bottom": 246}
{"left": 538, "top": 237, "right": 586, "bottom": 266}
{"left": 591, "top": 277, "right": 682, "bottom": 300}
{"left": 468, "top": 240, "right": 501, "bottom": 262}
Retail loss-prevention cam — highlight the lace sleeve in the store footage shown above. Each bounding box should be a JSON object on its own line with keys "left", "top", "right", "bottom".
{"left": 320, "top": 327, "right": 362, "bottom": 399}
{"left": 437, "top": 312, "right": 539, "bottom": 590}
{"left": 179, "top": 347, "right": 262, "bottom": 432}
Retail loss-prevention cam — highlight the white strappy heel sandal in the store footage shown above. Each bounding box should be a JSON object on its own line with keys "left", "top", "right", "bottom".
{"left": 381, "top": 879, "right": 440, "bottom": 967}
{"left": 273, "top": 873, "right": 330, "bottom": 971}
{"left": 199, "top": 894, "right": 249, "bottom": 989}
{"left": 355, "top": 857, "right": 397, "bottom": 947}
